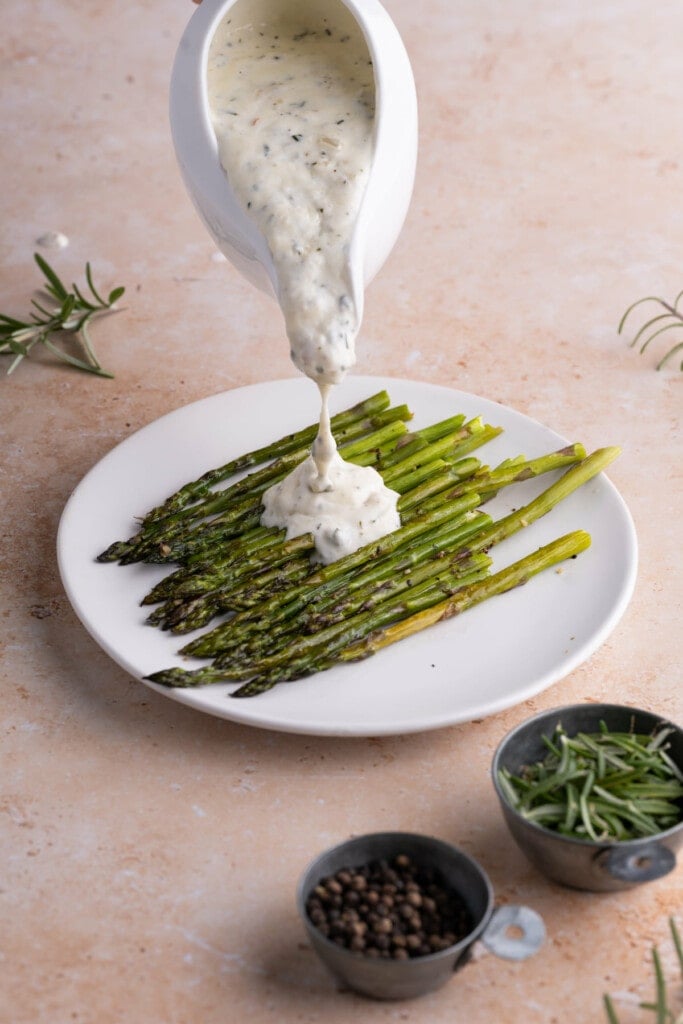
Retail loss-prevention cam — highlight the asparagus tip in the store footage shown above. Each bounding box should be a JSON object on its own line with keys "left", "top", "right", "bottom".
{"left": 145, "top": 667, "right": 199, "bottom": 688}
{"left": 96, "top": 541, "right": 130, "bottom": 563}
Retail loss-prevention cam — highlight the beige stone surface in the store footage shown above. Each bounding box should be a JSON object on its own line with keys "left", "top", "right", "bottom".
{"left": 2, "top": 1, "right": 682, "bottom": 1021}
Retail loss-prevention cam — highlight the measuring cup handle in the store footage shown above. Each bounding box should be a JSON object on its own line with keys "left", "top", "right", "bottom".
{"left": 480, "top": 905, "right": 545, "bottom": 961}
{"left": 596, "top": 842, "right": 676, "bottom": 883}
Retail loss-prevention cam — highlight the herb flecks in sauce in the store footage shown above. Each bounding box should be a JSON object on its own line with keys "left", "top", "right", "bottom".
{"left": 208, "top": 2, "right": 374, "bottom": 386}
{"left": 208, "top": 0, "right": 399, "bottom": 562}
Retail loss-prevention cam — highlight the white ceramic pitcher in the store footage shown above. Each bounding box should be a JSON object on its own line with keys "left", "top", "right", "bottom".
{"left": 169, "top": 0, "right": 418, "bottom": 323}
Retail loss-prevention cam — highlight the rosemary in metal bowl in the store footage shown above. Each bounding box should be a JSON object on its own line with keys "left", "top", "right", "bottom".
{"left": 497, "top": 721, "right": 683, "bottom": 842}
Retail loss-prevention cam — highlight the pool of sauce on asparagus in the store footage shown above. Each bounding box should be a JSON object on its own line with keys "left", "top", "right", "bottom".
{"left": 208, "top": 0, "right": 400, "bottom": 563}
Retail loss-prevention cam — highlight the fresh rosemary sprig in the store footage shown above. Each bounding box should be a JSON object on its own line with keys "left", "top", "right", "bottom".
{"left": 618, "top": 290, "right": 683, "bottom": 371}
{"left": 0, "top": 253, "right": 124, "bottom": 378}
{"left": 498, "top": 721, "right": 683, "bottom": 841}
{"left": 604, "top": 918, "right": 683, "bottom": 1023}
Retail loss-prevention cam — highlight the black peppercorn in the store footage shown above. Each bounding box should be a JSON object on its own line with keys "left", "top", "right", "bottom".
{"left": 305, "top": 853, "right": 471, "bottom": 960}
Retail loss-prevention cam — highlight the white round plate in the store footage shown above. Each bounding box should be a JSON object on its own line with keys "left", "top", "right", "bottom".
{"left": 57, "top": 377, "right": 637, "bottom": 737}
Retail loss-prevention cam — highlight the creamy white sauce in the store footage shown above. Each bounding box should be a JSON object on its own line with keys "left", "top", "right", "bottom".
{"left": 310, "top": 383, "right": 338, "bottom": 488}
{"left": 208, "top": 0, "right": 400, "bottom": 562}
{"left": 261, "top": 382, "right": 399, "bottom": 561}
{"left": 261, "top": 445, "right": 400, "bottom": 563}
{"left": 208, "top": 1, "right": 373, "bottom": 385}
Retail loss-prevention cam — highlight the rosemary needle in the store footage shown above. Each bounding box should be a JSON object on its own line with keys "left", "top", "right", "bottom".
{"left": 603, "top": 918, "right": 683, "bottom": 1023}
{"left": 499, "top": 722, "right": 683, "bottom": 842}
{"left": 618, "top": 289, "right": 683, "bottom": 370}
{"left": 0, "top": 253, "right": 124, "bottom": 378}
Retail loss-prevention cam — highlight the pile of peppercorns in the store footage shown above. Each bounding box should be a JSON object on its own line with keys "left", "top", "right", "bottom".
{"left": 305, "top": 853, "right": 472, "bottom": 959}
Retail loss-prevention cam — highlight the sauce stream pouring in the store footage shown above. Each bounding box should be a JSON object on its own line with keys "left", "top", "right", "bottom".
{"left": 169, "top": 0, "right": 418, "bottom": 562}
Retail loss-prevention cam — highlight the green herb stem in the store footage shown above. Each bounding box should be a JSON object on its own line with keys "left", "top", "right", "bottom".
{"left": 619, "top": 289, "right": 683, "bottom": 370}
{"left": 0, "top": 253, "right": 124, "bottom": 377}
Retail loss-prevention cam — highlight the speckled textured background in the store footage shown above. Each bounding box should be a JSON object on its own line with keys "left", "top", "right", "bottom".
{"left": 2, "top": 1, "right": 681, "bottom": 1021}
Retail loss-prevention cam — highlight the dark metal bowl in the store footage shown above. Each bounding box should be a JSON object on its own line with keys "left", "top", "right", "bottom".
{"left": 492, "top": 703, "right": 683, "bottom": 892}
{"left": 297, "top": 831, "right": 544, "bottom": 1000}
